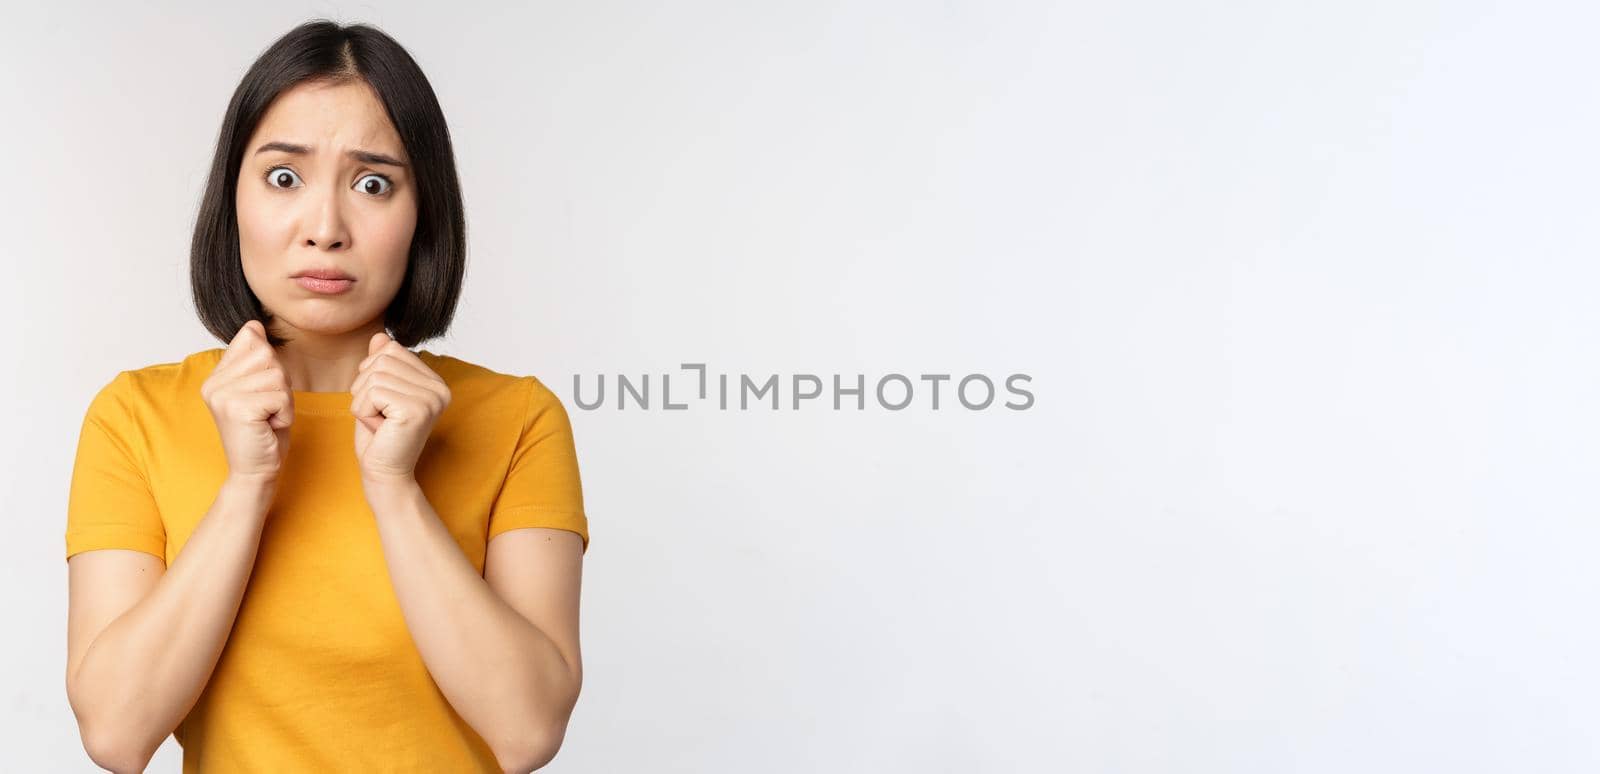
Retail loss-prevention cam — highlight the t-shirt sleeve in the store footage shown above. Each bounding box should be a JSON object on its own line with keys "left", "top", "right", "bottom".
{"left": 65, "top": 371, "right": 167, "bottom": 564}
{"left": 486, "top": 376, "right": 589, "bottom": 554}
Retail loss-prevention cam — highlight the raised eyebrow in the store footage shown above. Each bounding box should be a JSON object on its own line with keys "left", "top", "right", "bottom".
{"left": 253, "top": 141, "right": 408, "bottom": 169}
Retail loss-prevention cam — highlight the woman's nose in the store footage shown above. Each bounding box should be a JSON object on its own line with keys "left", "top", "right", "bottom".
{"left": 303, "top": 185, "right": 350, "bottom": 250}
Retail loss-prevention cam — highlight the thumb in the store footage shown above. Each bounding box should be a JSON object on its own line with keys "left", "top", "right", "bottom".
{"left": 369, "top": 331, "right": 390, "bottom": 356}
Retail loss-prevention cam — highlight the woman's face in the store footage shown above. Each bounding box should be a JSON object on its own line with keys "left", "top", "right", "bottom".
{"left": 236, "top": 78, "right": 417, "bottom": 340}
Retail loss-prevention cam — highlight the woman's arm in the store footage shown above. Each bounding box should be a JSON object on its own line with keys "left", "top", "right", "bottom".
{"left": 362, "top": 476, "right": 582, "bottom": 774}
{"left": 66, "top": 474, "right": 276, "bottom": 773}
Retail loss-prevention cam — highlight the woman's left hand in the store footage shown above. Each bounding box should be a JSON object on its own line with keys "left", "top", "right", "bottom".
{"left": 353, "top": 332, "right": 451, "bottom": 487}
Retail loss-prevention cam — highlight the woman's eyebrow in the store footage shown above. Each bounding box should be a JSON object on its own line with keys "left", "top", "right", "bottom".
{"left": 253, "top": 140, "right": 408, "bottom": 169}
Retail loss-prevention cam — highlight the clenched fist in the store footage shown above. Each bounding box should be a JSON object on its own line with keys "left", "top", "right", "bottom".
{"left": 201, "top": 320, "right": 294, "bottom": 483}
{"left": 352, "top": 332, "right": 450, "bottom": 487}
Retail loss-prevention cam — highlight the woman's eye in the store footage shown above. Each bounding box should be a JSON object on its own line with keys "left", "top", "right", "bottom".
{"left": 264, "top": 167, "right": 302, "bottom": 189}
{"left": 355, "top": 174, "right": 393, "bottom": 197}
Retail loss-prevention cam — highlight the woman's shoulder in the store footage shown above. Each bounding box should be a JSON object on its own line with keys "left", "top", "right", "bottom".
{"left": 92, "top": 348, "right": 223, "bottom": 396}
{"left": 80, "top": 348, "right": 224, "bottom": 423}
{"left": 417, "top": 349, "right": 567, "bottom": 412}
{"left": 88, "top": 347, "right": 568, "bottom": 415}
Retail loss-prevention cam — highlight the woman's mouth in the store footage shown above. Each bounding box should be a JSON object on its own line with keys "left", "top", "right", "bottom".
{"left": 294, "top": 276, "right": 355, "bottom": 294}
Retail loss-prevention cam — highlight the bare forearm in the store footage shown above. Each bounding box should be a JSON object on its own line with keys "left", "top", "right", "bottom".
{"left": 70, "top": 476, "right": 274, "bottom": 767}
{"left": 365, "top": 477, "right": 576, "bottom": 770}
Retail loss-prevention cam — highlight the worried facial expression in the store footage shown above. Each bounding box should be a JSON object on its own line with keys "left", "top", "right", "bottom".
{"left": 236, "top": 78, "right": 418, "bottom": 338}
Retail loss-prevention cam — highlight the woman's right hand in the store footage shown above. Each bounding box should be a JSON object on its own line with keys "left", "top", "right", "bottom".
{"left": 202, "top": 320, "right": 294, "bottom": 483}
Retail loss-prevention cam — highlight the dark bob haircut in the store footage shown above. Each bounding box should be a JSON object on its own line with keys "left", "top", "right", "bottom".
{"left": 190, "top": 19, "right": 465, "bottom": 349}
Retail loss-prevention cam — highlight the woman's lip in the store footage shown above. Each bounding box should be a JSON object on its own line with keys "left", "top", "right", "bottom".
{"left": 294, "top": 276, "right": 355, "bottom": 294}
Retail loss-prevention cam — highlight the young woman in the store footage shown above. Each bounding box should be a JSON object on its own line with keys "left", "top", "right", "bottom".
{"left": 64, "top": 20, "right": 588, "bottom": 773}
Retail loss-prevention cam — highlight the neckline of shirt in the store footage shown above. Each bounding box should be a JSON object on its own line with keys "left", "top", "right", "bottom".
{"left": 293, "top": 390, "right": 354, "bottom": 416}
{"left": 200, "top": 347, "right": 442, "bottom": 417}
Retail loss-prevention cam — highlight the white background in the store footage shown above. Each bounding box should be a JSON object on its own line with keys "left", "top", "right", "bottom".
{"left": 4, "top": 1, "right": 1598, "bottom": 771}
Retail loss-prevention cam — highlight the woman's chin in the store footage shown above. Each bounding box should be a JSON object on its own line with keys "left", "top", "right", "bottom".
{"left": 269, "top": 314, "right": 379, "bottom": 339}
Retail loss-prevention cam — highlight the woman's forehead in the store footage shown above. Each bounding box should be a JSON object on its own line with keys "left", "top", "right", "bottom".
{"left": 251, "top": 80, "right": 404, "bottom": 157}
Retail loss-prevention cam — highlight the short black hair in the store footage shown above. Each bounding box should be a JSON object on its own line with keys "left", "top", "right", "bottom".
{"left": 191, "top": 19, "right": 465, "bottom": 348}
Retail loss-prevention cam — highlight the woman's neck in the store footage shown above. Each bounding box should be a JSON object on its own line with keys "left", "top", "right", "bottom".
{"left": 270, "top": 322, "right": 387, "bottom": 393}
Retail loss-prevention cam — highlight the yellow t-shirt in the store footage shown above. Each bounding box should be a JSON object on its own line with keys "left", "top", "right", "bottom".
{"left": 65, "top": 346, "right": 589, "bottom": 772}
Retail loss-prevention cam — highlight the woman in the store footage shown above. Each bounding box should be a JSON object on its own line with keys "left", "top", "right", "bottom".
{"left": 64, "top": 19, "right": 588, "bottom": 773}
